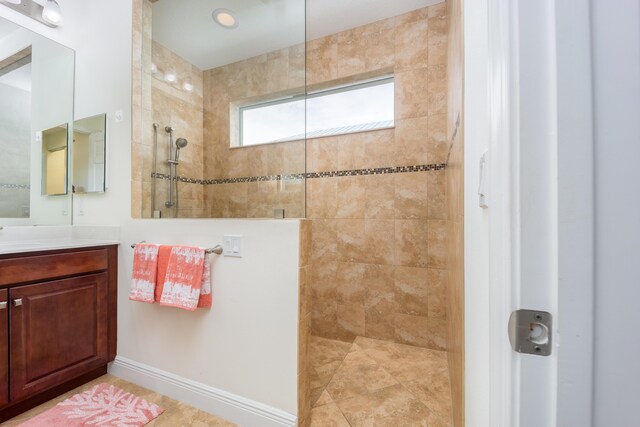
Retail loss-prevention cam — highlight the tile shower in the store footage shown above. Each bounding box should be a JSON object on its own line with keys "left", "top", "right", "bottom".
{"left": 132, "top": 1, "right": 461, "bottom": 426}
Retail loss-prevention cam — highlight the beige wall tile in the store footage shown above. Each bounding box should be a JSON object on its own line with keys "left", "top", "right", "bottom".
{"left": 307, "top": 137, "right": 341, "bottom": 173}
{"left": 395, "top": 68, "right": 430, "bottom": 120}
{"left": 337, "top": 176, "right": 366, "bottom": 219}
{"left": 312, "top": 219, "right": 338, "bottom": 262}
{"left": 427, "top": 113, "right": 449, "bottom": 164}
{"left": 427, "top": 170, "right": 448, "bottom": 219}
{"left": 307, "top": 40, "right": 339, "bottom": 86}
{"left": 336, "top": 262, "right": 367, "bottom": 305}
{"left": 395, "top": 18, "right": 429, "bottom": 71}
{"left": 394, "top": 313, "right": 447, "bottom": 350}
{"left": 427, "top": 219, "right": 448, "bottom": 268}
{"left": 308, "top": 178, "right": 338, "bottom": 219}
{"left": 394, "top": 117, "right": 430, "bottom": 166}
{"left": 395, "top": 266, "right": 429, "bottom": 316}
{"left": 312, "top": 297, "right": 338, "bottom": 338}
{"left": 337, "top": 137, "right": 366, "bottom": 171}
{"left": 427, "top": 65, "right": 447, "bottom": 116}
{"left": 337, "top": 219, "right": 366, "bottom": 263}
{"left": 395, "top": 219, "right": 429, "bottom": 267}
{"left": 364, "top": 265, "right": 397, "bottom": 342}
{"left": 363, "top": 220, "right": 395, "bottom": 265}
{"left": 362, "top": 129, "right": 396, "bottom": 169}
{"left": 427, "top": 268, "right": 447, "bottom": 319}
{"left": 394, "top": 172, "right": 429, "bottom": 219}
{"left": 310, "top": 260, "right": 338, "bottom": 300}
{"left": 364, "top": 174, "right": 395, "bottom": 219}
{"left": 336, "top": 303, "right": 366, "bottom": 341}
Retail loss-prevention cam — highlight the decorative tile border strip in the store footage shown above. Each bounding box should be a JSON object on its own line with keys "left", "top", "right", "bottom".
{"left": 0, "top": 183, "right": 30, "bottom": 190}
{"left": 151, "top": 163, "right": 447, "bottom": 186}
{"left": 305, "top": 163, "right": 447, "bottom": 179}
{"left": 152, "top": 172, "right": 203, "bottom": 184}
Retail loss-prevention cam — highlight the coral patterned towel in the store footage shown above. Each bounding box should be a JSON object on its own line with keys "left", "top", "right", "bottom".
{"left": 18, "top": 383, "right": 164, "bottom": 427}
{"left": 158, "top": 246, "right": 206, "bottom": 311}
{"left": 129, "top": 243, "right": 160, "bottom": 303}
{"left": 130, "top": 244, "right": 212, "bottom": 310}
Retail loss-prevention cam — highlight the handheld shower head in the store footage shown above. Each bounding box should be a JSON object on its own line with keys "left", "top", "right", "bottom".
{"left": 175, "top": 138, "right": 188, "bottom": 161}
{"left": 175, "top": 138, "right": 188, "bottom": 149}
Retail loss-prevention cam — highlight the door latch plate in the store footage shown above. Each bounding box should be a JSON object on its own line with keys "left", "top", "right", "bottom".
{"left": 508, "top": 309, "right": 552, "bottom": 356}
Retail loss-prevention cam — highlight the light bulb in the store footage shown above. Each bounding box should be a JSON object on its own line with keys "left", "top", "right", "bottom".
{"left": 42, "top": 0, "right": 64, "bottom": 26}
{"left": 183, "top": 81, "right": 194, "bottom": 92}
{"left": 164, "top": 72, "right": 177, "bottom": 83}
{"left": 151, "top": 63, "right": 158, "bottom": 74}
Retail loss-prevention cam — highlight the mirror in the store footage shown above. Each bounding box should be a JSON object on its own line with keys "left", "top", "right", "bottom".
{"left": 73, "top": 114, "right": 106, "bottom": 194}
{"left": 0, "top": 16, "right": 75, "bottom": 224}
{"left": 41, "top": 124, "right": 68, "bottom": 196}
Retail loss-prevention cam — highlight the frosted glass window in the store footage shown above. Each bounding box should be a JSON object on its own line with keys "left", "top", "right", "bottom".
{"left": 238, "top": 76, "right": 394, "bottom": 146}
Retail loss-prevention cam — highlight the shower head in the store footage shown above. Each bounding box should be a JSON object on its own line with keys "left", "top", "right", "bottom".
{"left": 175, "top": 138, "right": 188, "bottom": 149}
{"left": 175, "top": 138, "right": 188, "bottom": 162}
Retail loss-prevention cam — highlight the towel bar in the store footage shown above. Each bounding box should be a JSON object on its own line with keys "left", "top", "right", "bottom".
{"left": 130, "top": 241, "right": 223, "bottom": 255}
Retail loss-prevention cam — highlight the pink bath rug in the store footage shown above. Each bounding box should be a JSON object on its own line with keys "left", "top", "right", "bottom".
{"left": 18, "top": 383, "right": 165, "bottom": 426}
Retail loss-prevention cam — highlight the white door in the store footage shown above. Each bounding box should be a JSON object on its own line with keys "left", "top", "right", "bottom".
{"left": 486, "top": 0, "right": 595, "bottom": 426}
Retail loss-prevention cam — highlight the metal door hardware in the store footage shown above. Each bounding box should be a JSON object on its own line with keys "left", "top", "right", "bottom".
{"left": 12, "top": 299, "right": 22, "bottom": 307}
{"left": 0, "top": 302, "right": 6, "bottom": 310}
{"left": 508, "top": 309, "right": 552, "bottom": 356}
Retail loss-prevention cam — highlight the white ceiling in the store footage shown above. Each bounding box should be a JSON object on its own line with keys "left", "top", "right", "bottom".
{"left": 152, "top": 0, "right": 443, "bottom": 71}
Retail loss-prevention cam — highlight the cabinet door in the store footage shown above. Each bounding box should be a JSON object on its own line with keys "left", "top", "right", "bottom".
{"left": 10, "top": 273, "right": 108, "bottom": 401}
{"left": 0, "top": 289, "right": 7, "bottom": 407}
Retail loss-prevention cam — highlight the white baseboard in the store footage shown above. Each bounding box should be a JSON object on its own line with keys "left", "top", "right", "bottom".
{"left": 109, "top": 356, "right": 297, "bottom": 427}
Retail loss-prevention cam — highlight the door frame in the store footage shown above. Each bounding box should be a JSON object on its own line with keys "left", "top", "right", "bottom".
{"left": 484, "top": 0, "right": 596, "bottom": 426}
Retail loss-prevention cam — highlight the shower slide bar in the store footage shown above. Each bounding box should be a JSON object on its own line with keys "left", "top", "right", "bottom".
{"left": 130, "top": 241, "right": 224, "bottom": 255}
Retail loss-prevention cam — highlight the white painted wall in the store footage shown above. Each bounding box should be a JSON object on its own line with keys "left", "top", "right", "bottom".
{"left": 591, "top": 2, "right": 640, "bottom": 426}
{"left": 0, "top": 1, "right": 302, "bottom": 421}
{"left": 554, "top": 0, "right": 595, "bottom": 425}
{"left": 115, "top": 219, "right": 300, "bottom": 416}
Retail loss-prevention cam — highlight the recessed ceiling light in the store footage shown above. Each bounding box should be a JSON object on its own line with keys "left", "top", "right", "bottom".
{"left": 212, "top": 8, "right": 238, "bottom": 29}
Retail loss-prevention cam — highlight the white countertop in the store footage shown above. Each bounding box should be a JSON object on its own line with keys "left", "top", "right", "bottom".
{"left": 0, "top": 238, "right": 119, "bottom": 255}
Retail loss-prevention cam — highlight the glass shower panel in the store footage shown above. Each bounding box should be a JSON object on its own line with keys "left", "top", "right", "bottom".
{"left": 139, "top": 0, "right": 306, "bottom": 219}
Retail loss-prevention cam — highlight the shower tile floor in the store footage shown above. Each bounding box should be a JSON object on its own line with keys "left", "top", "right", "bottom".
{"left": 309, "top": 336, "right": 453, "bottom": 427}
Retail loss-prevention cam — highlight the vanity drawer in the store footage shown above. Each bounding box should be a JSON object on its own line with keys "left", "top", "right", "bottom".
{"left": 0, "top": 249, "right": 108, "bottom": 286}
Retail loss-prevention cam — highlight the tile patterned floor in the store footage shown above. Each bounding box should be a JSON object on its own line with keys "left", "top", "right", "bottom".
{"left": 309, "top": 336, "right": 453, "bottom": 427}
{"left": 1, "top": 374, "right": 237, "bottom": 427}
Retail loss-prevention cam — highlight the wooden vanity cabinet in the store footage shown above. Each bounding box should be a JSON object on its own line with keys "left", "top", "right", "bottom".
{"left": 0, "top": 245, "right": 118, "bottom": 422}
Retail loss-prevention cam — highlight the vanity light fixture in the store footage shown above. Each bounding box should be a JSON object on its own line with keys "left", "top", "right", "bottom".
{"left": 212, "top": 8, "right": 238, "bottom": 29}
{"left": 42, "top": 0, "right": 64, "bottom": 26}
{"left": 0, "top": 0, "right": 62, "bottom": 27}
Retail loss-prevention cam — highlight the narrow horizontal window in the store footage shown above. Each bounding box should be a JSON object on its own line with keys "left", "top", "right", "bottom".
{"left": 238, "top": 76, "right": 394, "bottom": 146}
